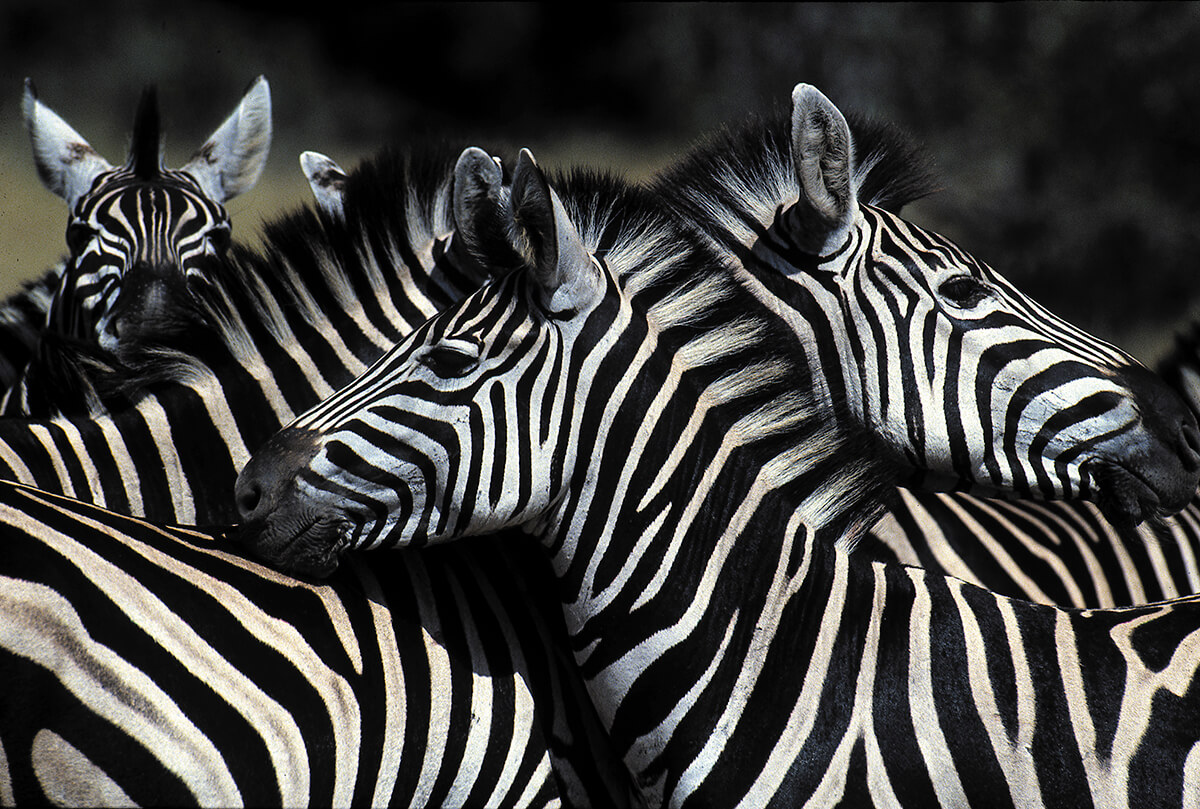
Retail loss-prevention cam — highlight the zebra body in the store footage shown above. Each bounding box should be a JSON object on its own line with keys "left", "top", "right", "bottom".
{"left": 0, "top": 143, "right": 635, "bottom": 804}
{"left": 237, "top": 85, "right": 1200, "bottom": 806}
{"left": 0, "top": 480, "right": 568, "bottom": 807}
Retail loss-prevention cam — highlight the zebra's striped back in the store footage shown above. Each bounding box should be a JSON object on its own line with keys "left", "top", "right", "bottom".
{"left": 0, "top": 479, "right": 587, "bottom": 806}
{"left": 235, "top": 87, "right": 1200, "bottom": 806}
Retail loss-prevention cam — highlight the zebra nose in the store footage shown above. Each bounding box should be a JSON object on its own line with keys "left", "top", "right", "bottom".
{"left": 235, "top": 428, "right": 323, "bottom": 523}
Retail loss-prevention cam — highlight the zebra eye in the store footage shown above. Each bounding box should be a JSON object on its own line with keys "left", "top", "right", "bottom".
{"left": 65, "top": 223, "right": 96, "bottom": 256}
{"left": 938, "top": 275, "right": 991, "bottom": 309}
{"left": 417, "top": 339, "right": 480, "bottom": 378}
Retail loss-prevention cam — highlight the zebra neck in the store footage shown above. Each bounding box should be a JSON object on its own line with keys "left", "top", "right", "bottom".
{"left": 534, "top": 389, "right": 892, "bottom": 797}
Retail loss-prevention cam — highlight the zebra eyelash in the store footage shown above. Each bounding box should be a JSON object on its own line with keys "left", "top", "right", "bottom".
{"left": 417, "top": 337, "right": 482, "bottom": 378}
{"left": 937, "top": 275, "right": 992, "bottom": 309}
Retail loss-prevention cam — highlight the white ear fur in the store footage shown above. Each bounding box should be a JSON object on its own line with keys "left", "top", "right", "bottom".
{"left": 22, "top": 78, "right": 113, "bottom": 209}
{"left": 300, "top": 150, "right": 346, "bottom": 220}
{"left": 790, "top": 83, "right": 858, "bottom": 253}
{"left": 183, "top": 75, "right": 272, "bottom": 203}
{"left": 510, "top": 148, "right": 603, "bottom": 317}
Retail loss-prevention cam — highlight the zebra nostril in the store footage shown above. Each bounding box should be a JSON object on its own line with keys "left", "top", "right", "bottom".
{"left": 235, "top": 476, "right": 263, "bottom": 522}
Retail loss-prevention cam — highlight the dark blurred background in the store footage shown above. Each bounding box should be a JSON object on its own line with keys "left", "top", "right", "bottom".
{"left": 2, "top": 2, "right": 1199, "bottom": 361}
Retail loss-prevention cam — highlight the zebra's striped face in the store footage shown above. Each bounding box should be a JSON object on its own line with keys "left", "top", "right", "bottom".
{"left": 766, "top": 201, "right": 1200, "bottom": 519}
{"left": 236, "top": 266, "right": 605, "bottom": 575}
{"left": 49, "top": 169, "right": 232, "bottom": 351}
{"left": 23, "top": 77, "right": 271, "bottom": 358}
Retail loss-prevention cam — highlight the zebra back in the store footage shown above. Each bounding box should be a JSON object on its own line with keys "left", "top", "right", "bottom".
{"left": 0, "top": 479, "right": 578, "bottom": 806}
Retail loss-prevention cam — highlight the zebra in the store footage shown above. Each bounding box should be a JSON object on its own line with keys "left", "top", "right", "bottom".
{"left": 0, "top": 479, "right": 585, "bottom": 807}
{"left": 235, "top": 85, "right": 1200, "bottom": 806}
{"left": 646, "top": 91, "right": 1200, "bottom": 612}
{"left": 0, "top": 76, "right": 270, "bottom": 407}
{"left": 0, "top": 140, "right": 635, "bottom": 805}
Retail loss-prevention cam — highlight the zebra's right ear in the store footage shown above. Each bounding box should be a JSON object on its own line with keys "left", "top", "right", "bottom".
{"left": 22, "top": 79, "right": 113, "bottom": 209}
{"left": 789, "top": 83, "right": 858, "bottom": 255}
{"left": 300, "top": 151, "right": 347, "bottom": 220}
{"left": 183, "top": 75, "right": 272, "bottom": 203}
{"left": 510, "top": 149, "right": 603, "bottom": 318}
{"left": 451, "top": 146, "right": 511, "bottom": 279}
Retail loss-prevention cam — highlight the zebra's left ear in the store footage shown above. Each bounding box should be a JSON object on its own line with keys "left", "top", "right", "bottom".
{"left": 300, "top": 151, "right": 346, "bottom": 220}
{"left": 789, "top": 83, "right": 858, "bottom": 254}
{"left": 183, "top": 75, "right": 272, "bottom": 203}
{"left": 511, "top": 149, "right": 603, "bottom": 318}
{"left": 22, "top": 79, "right": 114, "bottom": 210}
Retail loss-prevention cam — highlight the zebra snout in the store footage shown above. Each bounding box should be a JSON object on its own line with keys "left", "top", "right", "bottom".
{"left": 234, "top": 428, "right": 323, "bottom": 524}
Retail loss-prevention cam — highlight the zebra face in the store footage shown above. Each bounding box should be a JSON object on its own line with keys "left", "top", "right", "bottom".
{"left": 51, "top": 173, "right": 234, "bottom": 352}
{"left": 23, "top": 77, "right": 270, "bottom": 356}
{"left": 684, "top": 83, "right": 1200, "bottom": 526}
{"left": 768, "top": 202, "right": 1200, "bottom": 523}
{"left": 236, "top": 150, "right": 608, "bottom": 576}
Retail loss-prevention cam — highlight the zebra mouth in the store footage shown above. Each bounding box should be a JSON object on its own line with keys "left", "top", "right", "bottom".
{"left": 1089, "top": 461, "right": 1163, "bottom": 531}
{"left": 238, "top": 509, "right": 352, "bottom": 579}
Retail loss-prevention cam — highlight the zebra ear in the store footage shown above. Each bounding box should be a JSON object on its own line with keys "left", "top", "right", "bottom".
{"left": 511, "top": 149, "right": 603, "bottom": 317}
{"left": 300, "top": 151, "right": 347, "bottom": 220}
{"left": 789, "top": 83, "right": 858, "bottom": 254}
{"left": 183, "top": 75, "right": 272, "bottom": 203}
{"left": 452, "top": 146, "right": 510, "bottom": 278}
{"left": 22, "top": 78, "right": 114, "bottom": 210}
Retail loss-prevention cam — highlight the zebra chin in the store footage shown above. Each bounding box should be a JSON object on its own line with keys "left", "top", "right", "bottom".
{"left": 235, "top": 509, "right": 353, "bottom": 579}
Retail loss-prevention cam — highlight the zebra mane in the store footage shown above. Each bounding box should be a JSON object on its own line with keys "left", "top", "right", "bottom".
{"left": 652, "top": 106, "right": 939, "bottom": 257}
{"left": 544, "top": 167, "right": 895, "bottom": 536}
{"left": 128, "top": 85, "right": 162, "bottom": 181}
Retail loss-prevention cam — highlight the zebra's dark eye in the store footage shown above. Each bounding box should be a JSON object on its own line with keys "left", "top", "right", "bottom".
{"left": 938, "top": 275, "right": 990, "bottom": 309}
{"left": 418, "top": 340, "right": 480, "bottom": 378}
{"left": 65, "top": 223, "right": 96, "bottom": 256}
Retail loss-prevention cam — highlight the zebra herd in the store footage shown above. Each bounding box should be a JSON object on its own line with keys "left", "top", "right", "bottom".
{"left": 2, "top": 78, "right": 1200, "bottom": 807}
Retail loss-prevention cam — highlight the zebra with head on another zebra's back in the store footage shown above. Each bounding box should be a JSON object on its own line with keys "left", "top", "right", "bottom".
{"left": 649, "top": 94, "right": 1200, "bottom": 613}
{"left": 236, "top": 84, "right": 1200, "bottom": 807}
{"left": 0, "top": 135, "right": 637, "bottom": 805}
{"left": 0, "top": 77, "right": 271, "bottom": 404}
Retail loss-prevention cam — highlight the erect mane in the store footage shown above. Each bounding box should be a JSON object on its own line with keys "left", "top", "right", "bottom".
{"left": 187, "top": 140, "right": 493, "bottom": 371}
{"left": 128, "top": 85, "right": 162, "bottom": 181}
{"left": 541, "top": 167, "right": 893, "bottom": 538}
{"left": 651, "top": 106, "right": 939, "bottom": 258}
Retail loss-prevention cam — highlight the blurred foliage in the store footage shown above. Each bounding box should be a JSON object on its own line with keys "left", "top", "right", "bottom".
{"left": 1, "top": 2, "right": 1198, "bottom": 358}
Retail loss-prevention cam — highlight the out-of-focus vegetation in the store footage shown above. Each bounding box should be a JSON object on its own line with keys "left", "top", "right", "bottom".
{"left": 2, "top": 2, "right": 1198, "bottom": 360}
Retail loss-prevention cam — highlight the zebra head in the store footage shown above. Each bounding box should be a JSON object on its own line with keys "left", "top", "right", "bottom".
{"left": 235, "top": 148, "right": 691, "bottom": 575}
{"left": 655, "top": 83, "right": 1200, "bottom": 528}
{"left": 23, "top": 76, "right": 272, "bottom": 357}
